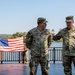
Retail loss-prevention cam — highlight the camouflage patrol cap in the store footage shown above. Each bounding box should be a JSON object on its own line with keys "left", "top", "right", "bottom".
{"left": 37, "top": 17, "right": 48, "bottom": 23}
{"left": 66, "top": 16, "right": 74, "bottom": 22}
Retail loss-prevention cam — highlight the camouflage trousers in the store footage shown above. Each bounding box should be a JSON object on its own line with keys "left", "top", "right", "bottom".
{"left": 29, "top": 56, "right": 50, "bottom": 75}
{"left": 62, "top": 56, "right": 75, "bottom": 75}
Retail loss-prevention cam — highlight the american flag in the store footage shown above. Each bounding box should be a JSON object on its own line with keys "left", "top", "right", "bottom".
{"left": 0, "top": 37, "right": 24, "bottom": 52}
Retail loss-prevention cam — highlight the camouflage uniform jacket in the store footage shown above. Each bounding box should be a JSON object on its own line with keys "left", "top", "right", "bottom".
{"left": 26, "top": 27, "right": 52, "bottom": 57}
{"left": 53, "top": 26, "right": 75, "bottom": 56}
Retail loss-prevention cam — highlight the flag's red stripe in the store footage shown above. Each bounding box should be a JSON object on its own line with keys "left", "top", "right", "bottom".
{"left": 8, "top": 37, "right": 23, "bottom": 41}
{"left": 8, "top": 40, "right": 23, "bottom": 43}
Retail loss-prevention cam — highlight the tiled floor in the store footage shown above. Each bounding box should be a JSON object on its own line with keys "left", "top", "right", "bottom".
{"left": 0, "top": 63, "right": 75, "bottom": 75}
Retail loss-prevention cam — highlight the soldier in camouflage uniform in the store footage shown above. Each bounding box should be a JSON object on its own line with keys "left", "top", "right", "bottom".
{"left": 26, "top": 17, "right": 52, "bottom": 75}
{"left": 22, "top": 37, "right": 28, "bottom": 64}
{"left": 53, "top": 16, "right": 75, "bottom": 75}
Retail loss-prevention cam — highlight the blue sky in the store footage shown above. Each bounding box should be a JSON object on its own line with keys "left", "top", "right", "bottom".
{"left": 0, "top": 0, "right": 75, "bottom": 34}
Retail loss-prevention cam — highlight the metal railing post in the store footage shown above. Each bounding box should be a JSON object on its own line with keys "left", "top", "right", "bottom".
{"left": 19, "top": 52, "right": 20, "bottom": 63}
{"left": 53, "top": 48, "right": 55, "bottom": 64}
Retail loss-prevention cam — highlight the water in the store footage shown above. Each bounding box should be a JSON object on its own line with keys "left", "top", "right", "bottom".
{"left": 51, "top": 42, "right": 62, "bottom": 47}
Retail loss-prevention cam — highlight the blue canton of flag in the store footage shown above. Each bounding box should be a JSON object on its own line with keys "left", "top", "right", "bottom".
{"left": 0, "top": 38, "right": 8, "bottom": 47}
